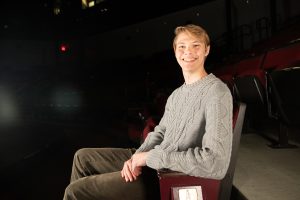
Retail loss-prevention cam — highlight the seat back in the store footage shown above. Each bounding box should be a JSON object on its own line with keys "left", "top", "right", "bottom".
{"left": 234, "top": 76, "right": 265, "bottom": 104}
{"left": 213, "top": 64, "right": 237, "bottom": 97}
{"left": 219, "top": 102, "right": 246, "bottom": 200}
{"left": 267, "top": 67, "right": 300, "bottom": 125}
{"left": 158, "top": 102, "right": 246, "bottom": 200}
{"left": 262, "top": 41, "right": 300, "bottom": 71}
{"left": 233, "top": 54, "right": 266, "bottom": 105}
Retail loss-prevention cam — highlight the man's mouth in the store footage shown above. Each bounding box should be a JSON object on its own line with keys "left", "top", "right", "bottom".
{"left": 182, "top": 57, "right": 197, "bottom": 62}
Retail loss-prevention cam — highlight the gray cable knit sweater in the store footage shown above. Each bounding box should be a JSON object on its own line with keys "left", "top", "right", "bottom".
{"left": 135, "top": 73, "right": 233, "bottom": 179}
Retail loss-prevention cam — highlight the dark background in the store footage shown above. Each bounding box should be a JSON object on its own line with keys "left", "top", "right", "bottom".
{"left": 0, "top": 0, "right": 299, "bottom": 199}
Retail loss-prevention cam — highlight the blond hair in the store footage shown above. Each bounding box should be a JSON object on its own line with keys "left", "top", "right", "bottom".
{"left": 173, "top": 24, "right": 210, "bottom": 50}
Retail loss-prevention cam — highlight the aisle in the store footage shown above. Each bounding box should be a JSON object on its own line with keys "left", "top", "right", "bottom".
{"left": 233, "top": 133, "right": 300, "bottom": 200}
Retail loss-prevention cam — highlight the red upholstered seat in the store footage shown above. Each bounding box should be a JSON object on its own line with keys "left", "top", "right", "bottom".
{"left": 141, "top": 117, "right": 157, "bottom": 141}
{"left": 262, "top": 41, "right": 300, "bottom": 71}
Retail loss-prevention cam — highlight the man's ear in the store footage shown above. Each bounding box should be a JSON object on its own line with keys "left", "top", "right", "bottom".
{"left": 205, "top": 45, "right": 210, "bottom": 56}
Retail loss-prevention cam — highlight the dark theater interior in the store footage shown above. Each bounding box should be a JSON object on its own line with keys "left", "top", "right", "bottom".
{"left": 1, "top": 0, "right": 300, "bottom": 199}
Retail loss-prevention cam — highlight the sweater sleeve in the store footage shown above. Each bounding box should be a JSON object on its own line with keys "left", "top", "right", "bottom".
{"left": 135, "top": 92, "right": 173, "bottom": 153}
{"left": 146, "top": 83, "right": 233, "bottom": 179}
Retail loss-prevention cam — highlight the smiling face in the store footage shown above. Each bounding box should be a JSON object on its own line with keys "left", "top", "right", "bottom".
{"left": 173, "top": 25, "right": 210, "bottom": 75}
{"left": 174, "top": 31, "right": 210, "bottom": 74}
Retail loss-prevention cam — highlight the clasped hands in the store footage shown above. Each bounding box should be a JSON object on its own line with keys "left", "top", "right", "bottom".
{"left": 121, "top": 152, "right": 148, "bottom": 182}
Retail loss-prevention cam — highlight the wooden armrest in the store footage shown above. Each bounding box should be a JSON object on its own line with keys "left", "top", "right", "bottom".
{"left": 157, "top": 168, "right": 221, "bottom": 183}
{"left": 157, "top": 169, "right": 186, "bottom": 177}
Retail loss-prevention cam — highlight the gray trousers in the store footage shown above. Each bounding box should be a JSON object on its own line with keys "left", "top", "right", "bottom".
{"left": 63, "top": 148, "right": 160, "bottom": 200}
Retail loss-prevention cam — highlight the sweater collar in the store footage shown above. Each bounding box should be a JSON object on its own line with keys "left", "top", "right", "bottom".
{"left": 183, "top": 73, "right": 214, "bottom": 89}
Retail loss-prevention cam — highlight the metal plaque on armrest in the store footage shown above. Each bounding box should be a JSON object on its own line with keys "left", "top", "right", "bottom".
{"left": 172, "top": 186, "right": 203, "bottom": 200}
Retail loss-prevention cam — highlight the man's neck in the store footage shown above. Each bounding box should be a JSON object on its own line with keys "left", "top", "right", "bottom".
{"left": 183, "top": 70, "right": 208, "bottom": 85}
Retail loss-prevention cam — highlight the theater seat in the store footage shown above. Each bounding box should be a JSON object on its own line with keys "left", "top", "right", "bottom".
{"left": 157, "top": 102, "right": 246, "bottom": 200}
{"left": 233, "top": 54, "right": 266, "bottom": 105}
{"left": 234, "top": 75, "right": 265, "bottom": 104}
{"left": 262, "top": 41, "right": 300, "bottom": 71}
{"left": 265, "top": 66, "right": 300, "bottom": 148}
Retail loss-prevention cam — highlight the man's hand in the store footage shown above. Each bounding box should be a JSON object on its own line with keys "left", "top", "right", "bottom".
{"left": 121, "top": 152, "right": 148, "bottom": 182}
{"left": 131, "top": 152, "right": 148, "bottom": 176}
{"left": 121, "top": 158, "right": 137, "bottom": 182}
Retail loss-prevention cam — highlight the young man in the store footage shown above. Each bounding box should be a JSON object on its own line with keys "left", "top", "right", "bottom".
{"left": 63, "top": 24, "right": 233, "bottom": 200}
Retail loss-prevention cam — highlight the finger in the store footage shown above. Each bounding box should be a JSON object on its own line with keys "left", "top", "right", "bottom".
{"left": 121, "top": 169, "right": 124, "bottom": 178}
{"left": 121, "top": 162, "right": 128, "bottom": 178}
{"left": 124, "top": 163, "right": 135, "bottom": 182}
{"left": 125, "top": 170, "right": 134, "bottom": 182}
{"left": 121, "top": 161, "right": 130, "bottom": 181}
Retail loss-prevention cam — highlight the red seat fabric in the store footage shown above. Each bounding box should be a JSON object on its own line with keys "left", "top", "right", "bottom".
{"left": 141, "top": 117, "right": 157, "bottom": 141}
{"left": 262, "top": 42, "right": 300, "bottom": 70}
{"left": 234, "top": 54, "right": 266, "bottom": 87}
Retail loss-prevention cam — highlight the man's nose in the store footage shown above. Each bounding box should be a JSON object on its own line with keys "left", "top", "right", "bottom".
{"left": 184, "top": 46, "right": 192, "bottom": 54}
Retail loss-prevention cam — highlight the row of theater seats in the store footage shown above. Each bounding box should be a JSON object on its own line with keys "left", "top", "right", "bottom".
{"left": 213, "top": 39, "right": 300, "bottom": 148}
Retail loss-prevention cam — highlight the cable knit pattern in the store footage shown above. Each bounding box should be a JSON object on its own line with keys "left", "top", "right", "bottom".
{"left": 135, "top": 73, "right": 233, "bottom": 179}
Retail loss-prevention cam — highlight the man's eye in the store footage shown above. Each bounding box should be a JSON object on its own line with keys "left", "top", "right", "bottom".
{"left": 178, "top": 45, "right": 185, "bottom": 49}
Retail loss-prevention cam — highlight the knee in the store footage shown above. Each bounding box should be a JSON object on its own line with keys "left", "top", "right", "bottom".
{"left": 64, "top": 183, "right": 78, "bottom": 200}
{"left": 72, "top": 148, "right": 92, "bottom": 172}
{"left": 74, "top": 148, "right": 89, "bottom": 158}
{"left": 73, "top": 148, "right": 90, "bottom": 162}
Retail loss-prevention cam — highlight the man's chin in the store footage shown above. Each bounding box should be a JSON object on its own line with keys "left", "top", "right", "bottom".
{"left": 181, "top": 68, "right": 195, "bottom": 74}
